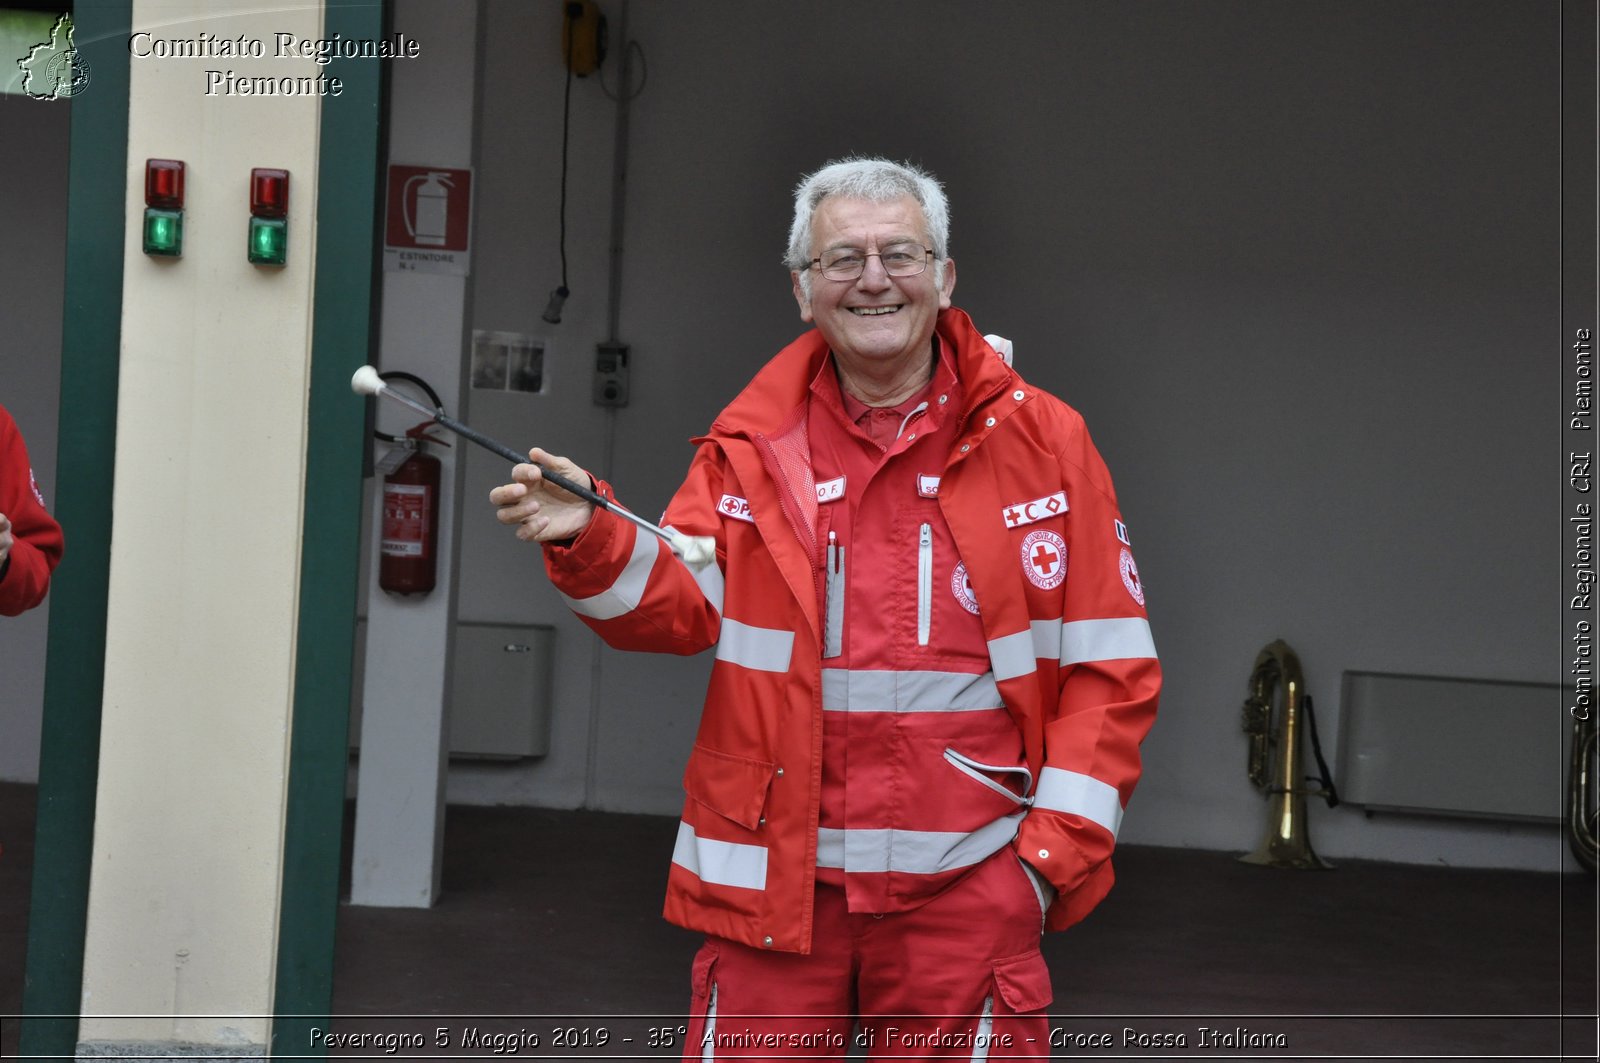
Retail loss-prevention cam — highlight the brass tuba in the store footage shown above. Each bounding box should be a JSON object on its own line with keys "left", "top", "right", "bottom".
{"left": 1569, "top": 711, "right": 1597, "bottom": 874}
{"left": 1239, "top": 640, "right": 1339, "bottom": 869}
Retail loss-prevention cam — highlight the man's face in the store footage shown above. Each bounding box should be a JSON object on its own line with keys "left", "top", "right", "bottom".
{"left": 791, "top": 195, "right": 955, "bottom": 373}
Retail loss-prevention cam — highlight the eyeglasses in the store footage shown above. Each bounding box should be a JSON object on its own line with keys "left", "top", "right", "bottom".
{"left": 810, "top": 242, "right": 933, "bottom": 281}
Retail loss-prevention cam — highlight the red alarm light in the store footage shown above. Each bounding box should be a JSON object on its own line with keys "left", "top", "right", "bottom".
{"left": 145, "top": 159, "right": 185, "bottom": 209}
{"left": 250, "top": 168, "right": 290, "bottom": 218}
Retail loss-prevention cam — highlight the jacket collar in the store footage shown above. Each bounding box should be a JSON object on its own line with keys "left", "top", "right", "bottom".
{"left": 709, "top": 307, "right": 1015, "bottom": 440}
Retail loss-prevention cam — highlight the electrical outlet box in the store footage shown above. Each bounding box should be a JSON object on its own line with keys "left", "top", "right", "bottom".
{"left": 594, "top": 341, "right": 630, "bottom": 407}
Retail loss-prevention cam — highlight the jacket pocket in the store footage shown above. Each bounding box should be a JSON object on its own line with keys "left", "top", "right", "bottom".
{"left": 683, "top": 743, "right": 775, "bottom": 831}
{"left": 990, "top": 949, "right": 1054, "bottom": 1014}
{"left": 943, "top": 748, "right": 1033, "bottom": 808}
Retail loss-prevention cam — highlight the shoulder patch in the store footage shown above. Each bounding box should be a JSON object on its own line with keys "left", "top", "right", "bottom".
{"left": 1119, "top": 548, "right": 1145, "bottom": 605}
{"left": 717, "top": 494, "right": 755, "bottom": 524}
{"left": 1002, "top": 491, "right": 1068, "bottom": 529}
{"left": 1021, "top": 529, "right": 1068, "bottom": 590}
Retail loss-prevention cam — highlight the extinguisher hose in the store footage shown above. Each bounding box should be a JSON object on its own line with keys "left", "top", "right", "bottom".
{"left": 372, "top": 371, "right": 445, "bottom": 443}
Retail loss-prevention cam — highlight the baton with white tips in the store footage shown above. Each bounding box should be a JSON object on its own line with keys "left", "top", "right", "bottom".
{"left": 351, "top": 365, "right": 716, "bottom": 569}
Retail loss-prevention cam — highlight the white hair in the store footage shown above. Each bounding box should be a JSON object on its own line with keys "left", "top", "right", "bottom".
{"left": 786, "top": 157, "right": 950, "bottom": 299}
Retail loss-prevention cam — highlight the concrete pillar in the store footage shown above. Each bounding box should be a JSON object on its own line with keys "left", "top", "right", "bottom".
{"left": 76, "top": 0, "right": 326, "bottom": 1054}
{"left": 348, "top": 0, "right": 480, "bottom": 908}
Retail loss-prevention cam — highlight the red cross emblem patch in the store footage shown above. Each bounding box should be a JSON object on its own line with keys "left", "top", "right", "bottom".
{"left": 1120, "top": 547, "right": 1145, "bottom": 605}
{"left": 950, "top": 561, "right": 980, "bottom": 614}
{"left": 1020, "top": 529, "right": 1068, "bottom": 590}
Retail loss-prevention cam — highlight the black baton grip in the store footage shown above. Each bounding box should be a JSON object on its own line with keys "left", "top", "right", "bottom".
{"left": 432, "top": 411, "right": 612, "bottom": 511}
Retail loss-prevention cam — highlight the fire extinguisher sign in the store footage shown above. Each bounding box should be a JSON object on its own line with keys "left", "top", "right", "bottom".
{"left": 383, "top": 163, "right": 473, "bottom": 276}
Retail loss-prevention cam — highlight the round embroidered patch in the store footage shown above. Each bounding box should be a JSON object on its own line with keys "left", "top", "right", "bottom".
{"left": 951, "top": 561, "right": 980, "bottom": 614}
{"left": 1020, "top": 530, "right": 1068, "bottom": 590}
{"left": 1119, "top": 547, "right": 1145, "bottom": 605}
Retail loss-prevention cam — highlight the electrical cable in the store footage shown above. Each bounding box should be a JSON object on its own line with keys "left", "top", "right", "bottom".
{"left": 557, "top": 25, "right": 573, "bottom": 292}
{"left": 542, "top": 3, "right": 579, "bottom": 324}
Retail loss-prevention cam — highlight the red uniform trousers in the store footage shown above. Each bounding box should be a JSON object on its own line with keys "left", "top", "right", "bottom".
{"left": 684, "top": 846, "right": 1052, "bottom": 1061}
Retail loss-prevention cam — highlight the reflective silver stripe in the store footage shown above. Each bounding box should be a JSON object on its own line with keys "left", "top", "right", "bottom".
{"left": 664, "top": 524, "right": 725, "bottom": 615}
{"left": 943, "top": 748, "right": 1033, "bottom": 806}
{"left": 672, "top": 821, "right": 768, "bottom": 890}
{"left": 692, "top": 561, "right": 725, "bottom": 616}
{"left": 986, "top": 628, "right": 1036, "bottom": 681}
{"left": 821, "top": 669, "right": 1003, "bottom": 713}
{"left": 989, "top": 616, "right": 1157, "bottom": 678}
{"left": 1030, "top": 620, "right": 1063, "bottom": 659}
{"left": 815, "top": 813, "right": 1023, "bottom": 875}
{"left": 1033, "top": 767, "right": 1123, "bottom": 838}
{"left": 986, "top": 619, "right": 1061, "bottom": 680}
{"left": 662, "top": 525, "right": 726, "bottom": 614}
{"left": 559, "top": 523, "right": 659, "bottom": 620}
{"left": 1059, "top": 616, "right": 1158, "bottom": 665}
{"left": 715, "top": 618, "right": 794, "bottom": 672}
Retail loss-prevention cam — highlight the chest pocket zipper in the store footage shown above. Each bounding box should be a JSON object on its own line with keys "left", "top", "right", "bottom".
{"left": 917, "top": 523, "right": 932, "bottom": 646}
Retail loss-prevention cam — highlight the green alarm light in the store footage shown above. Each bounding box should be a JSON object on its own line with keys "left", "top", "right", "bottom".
{"left": 248, "top": 216, "right": 287, "bottom": 266}
{"left": 142, "top": 207, "right": 183, "bottom": 257}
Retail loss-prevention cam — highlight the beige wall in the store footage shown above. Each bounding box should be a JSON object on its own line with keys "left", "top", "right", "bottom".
{"left": 77, "top": 0, "right": 323, "bottom": 1051}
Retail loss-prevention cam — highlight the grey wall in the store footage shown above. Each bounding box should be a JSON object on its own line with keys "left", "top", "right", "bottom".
{"left": 2, "top": 1, "right": 1568, "bottom": 872}
{"left": 0, "top": 94, "right": 68, "bottom": 781}
{"left": 454, "top": 0, "right": 1564, "bottom": 870}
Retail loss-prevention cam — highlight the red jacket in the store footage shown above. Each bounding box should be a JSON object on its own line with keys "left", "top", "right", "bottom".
{"left": 0, "top": 404, "right": 65, "bottom": 617}
{"left": 544, "top": 307, "right": 1160, "bottom": 953}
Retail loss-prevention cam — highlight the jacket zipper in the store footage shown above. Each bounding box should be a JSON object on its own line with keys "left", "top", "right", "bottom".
{"left": 917, "top": 522, "right": 932, "bottom": 646}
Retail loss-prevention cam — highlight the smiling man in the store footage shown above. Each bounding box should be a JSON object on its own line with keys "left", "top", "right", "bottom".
{"left": 491, "top": 158, "right": 1161, "bottom": 1058}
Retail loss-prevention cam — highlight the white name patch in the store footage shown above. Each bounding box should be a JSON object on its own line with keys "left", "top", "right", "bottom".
{"left": 718, "top": 494, "right": 755, "bottom": 524}
{"left": 918, "top": 474, "right": 941, "bottom": 498}
{"left": 1002, "top": 492, "right": 1068, "bottom": 529}
{"left": 816, "top": 476, "right": 846, "bottom": 504}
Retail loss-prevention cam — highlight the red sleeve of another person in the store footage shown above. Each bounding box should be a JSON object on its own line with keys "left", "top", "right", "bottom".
{"left": 0, "top": 405, "right": 65, "bottom": 616}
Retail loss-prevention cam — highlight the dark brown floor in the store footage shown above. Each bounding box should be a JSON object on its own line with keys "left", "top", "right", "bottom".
{"left": 3, "top": 780, "right": 1596, "bottom": 1060}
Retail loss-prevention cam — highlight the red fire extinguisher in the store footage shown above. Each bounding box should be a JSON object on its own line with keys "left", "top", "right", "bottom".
{"left": 380, "top": 423, "right": 448, "bottom": 595}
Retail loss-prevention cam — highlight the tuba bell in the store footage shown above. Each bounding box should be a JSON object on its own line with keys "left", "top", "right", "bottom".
{"left": 1569, "top": 710, "right": 1597, "bottom": 874}
{"left": 1239, "top": 639, "right": 1339, "bottom": 869}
